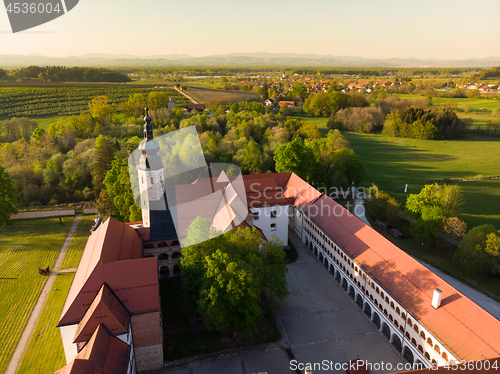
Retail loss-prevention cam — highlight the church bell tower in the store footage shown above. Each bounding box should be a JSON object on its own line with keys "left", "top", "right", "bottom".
{"left": 137, "top": 108, "right": 177, "bottom": 240}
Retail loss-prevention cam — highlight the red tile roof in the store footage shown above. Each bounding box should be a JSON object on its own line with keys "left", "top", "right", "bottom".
{"left": 56, "top": 324, "right": 129, "bottom": 374}
{"left": 244, "top": 177, "right": 290, "bottom": 209}
{"left": 58, "top": 218, "right": 159, "bottom": 326}
{"left": 248, "top": 172, "right": 500, "bottom": 361}
{"left": 73, "top": 284, "right": 130, "bottom": 343}
{"left": 302, "top": 193, "right": 500, "bottom": 361}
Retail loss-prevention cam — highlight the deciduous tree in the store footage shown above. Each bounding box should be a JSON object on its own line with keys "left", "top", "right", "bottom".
{"left": 180, "top": 224, "right": 288, "bottom": 333}
{"left": 0, "top": 166, "right": 19, "bottom": 225}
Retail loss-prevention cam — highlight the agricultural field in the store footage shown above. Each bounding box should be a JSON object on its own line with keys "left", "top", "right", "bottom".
{"left": 16, "top": 273, "right": 75, "bottom": 374}
{"left": 185, "top": 86, "right": 260, "bottom": 105}
{"left": 60, "top": 215, "right": 95, "bottom": 270}
{"left": 0, "top": 217, "right": 73, "bottom": 374}
{"left": 343, "top": 132, "right": 500, "bottom": 229}
{"left": 0, "top": 86, "right": 191, "bottom": 118}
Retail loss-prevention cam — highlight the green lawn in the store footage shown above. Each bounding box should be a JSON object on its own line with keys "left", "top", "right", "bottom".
{"left": 291, "top": 114, "right": 329, "bottom": 136}
{"left": 343, "top": 132, "right": 500, "bottom": 229}
{"left": 60, "top": 215, "right": 94, "bottom": 270}
{"left": 16, "top": 273, "right": 75, "bottom": 374}
{"left": 31, "top": 116, "right": 70, "bottom": 131}
{"left": 0, "top": 217, "right": 73, "bottom": 374}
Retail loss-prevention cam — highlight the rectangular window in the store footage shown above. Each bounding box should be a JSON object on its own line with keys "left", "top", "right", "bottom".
{"left": 271, "top": 210, "right": 277, "bottom": 219}
{"left": 271, "top": 223, "right": 277, "bottom": 231}
{"left": 252, "top": 211, "right": 259, "bottom": 220}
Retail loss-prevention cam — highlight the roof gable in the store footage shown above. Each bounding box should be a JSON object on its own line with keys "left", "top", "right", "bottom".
{"left": 73, "top": 284, "right": 130, "bottom": 343}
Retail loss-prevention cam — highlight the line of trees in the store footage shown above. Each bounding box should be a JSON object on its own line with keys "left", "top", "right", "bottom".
{"left": 10, "top": 66, "right": 131, "bottom": 83}
{"left": 383, "top": 107, "right": 467, "bottom": 139}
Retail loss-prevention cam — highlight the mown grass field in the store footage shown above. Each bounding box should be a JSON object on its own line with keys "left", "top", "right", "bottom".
{"left": 343, "top": 132, "right": 500, "bottom": 229}
{"left": 16, "top": 273, "right": 75, "bottom": 374}
{"left": 60, "top": 215, "right": 94, "bottom": 270}
{"left": 0, "top": 217, "right": 73, "bottom": 374}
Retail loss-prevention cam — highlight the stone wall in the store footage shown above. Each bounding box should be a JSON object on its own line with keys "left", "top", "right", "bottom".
{"left": 131, "top": 311, "right": 163, "bottom": 372}
{"left": 10, "top": 209, "right": 75, "bottom": 220}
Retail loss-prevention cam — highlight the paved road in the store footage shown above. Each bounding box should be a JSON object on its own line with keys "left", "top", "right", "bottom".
{"left": 5, "top": 215, "right": 82, "bottom": 374}
{"left": 416, "top": 259, "right": 500, "bottom": 321}
{"left": 161, "top": 230, "right": 405, "bottom": 374}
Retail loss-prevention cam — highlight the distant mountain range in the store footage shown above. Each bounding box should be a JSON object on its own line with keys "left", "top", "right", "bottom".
{"left": 1, "top": 52, "right": 499, "bottom": 68}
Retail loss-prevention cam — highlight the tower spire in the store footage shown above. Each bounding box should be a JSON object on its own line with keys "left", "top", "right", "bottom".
{"left": 144, "top": 107, "right": 154, "bottom": 141}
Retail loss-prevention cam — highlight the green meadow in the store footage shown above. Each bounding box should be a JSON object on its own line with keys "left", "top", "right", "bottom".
{"left": 0, "top": 217, "right": 73, "bottom": 374}
{"left": 343, "top": 132, "right": 500, "bottom": 229}
{"left": 16, "top": 273, "right": 75, "bottom": 374}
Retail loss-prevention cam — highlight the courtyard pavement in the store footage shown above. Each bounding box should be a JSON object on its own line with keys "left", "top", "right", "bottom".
{"left": 160, "top": 229, "right": 405, "bottom": 374}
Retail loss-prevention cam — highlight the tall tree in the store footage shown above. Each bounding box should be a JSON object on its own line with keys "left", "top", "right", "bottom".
{"left": 0, "top": 166, "right": 19, "bottom": 225}
{"left": 88, "top": 95, "right": 114, "bottom": 125}
{"left": 453, "top": 225, "right": 499, "bottom": 276}
{"left": 180, "top": 225, "right": 288, "bottom": 333}
{"left": 104, "top": 156, "right": 142, "bottom": 222}
{"left": 274, "top": 138, "right": 328, "bottom": 186}
{"left": 92, "top": 135, "right": 116, "bottom": 198}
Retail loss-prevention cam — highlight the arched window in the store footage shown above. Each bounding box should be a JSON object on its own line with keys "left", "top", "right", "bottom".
{"left": 385, "top": 296, "right": 389, "bottom": 303}
{"left": 431, "top": 359, "right": 437, "bottom": 366}
{"left": 420, "top": 331, "right": 426, "bottom": 339}
{"left": 171, "top": 240, "right": 180, "bottom": 247}
{"left": 396, "top": 307, "right": 400, "bottom": 314}
{"left": 405, "top": 332, "right": 410, "bottom": 339}
{"left": 399, "top": 326, "right": 404, "bottom": 333}
{"left": 434, "top": 345, "right": 440, "bottom": 354}
{"left": 143, "top": 243, "right": 154, "bottom": 249}
{"left": 171, "top": 252, "right": 180, "bottom": 259}
{"left": 442, "top": 352, "right": 448, "bottom": 361}
{"left": 394, "top": 321, "right": 399, "bottom": 328}
{"left": 389, "top": 314, "right": 393, "bottom": 321}
{"left": 418, "top": 345, "right": 424, "bottom": 353}
{"left": 401, "top": 313, "right": 406, "bottom": 319}
{"left": 414, "top": 324, "right": 419, "bottom": 333}
{"left": 424, "top": 352, "right": 431, "bottom": 361}
{"left": 158, "top": 253, "right": 168, "bottom": 261}
{"left": 390, "top": 301, "right": 395, "bottom": 309}
{"left": 374, "top": 300, "right": 378, "bottom": 306}
{"left": 411, "top": 338, "right": 417, "bottom": 347}
{"left": 384, "top": 309, "right": 388, "bottom": 316}
{"left": 427, "top": 337, "right": 433, "bottom": 346}
{"left": 407, "top": 318, "right": 413, "bottom": 327}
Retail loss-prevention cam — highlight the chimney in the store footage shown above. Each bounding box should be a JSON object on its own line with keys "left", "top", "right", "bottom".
{"left": 431, "top": 288, "right": 442, "bottom": 309}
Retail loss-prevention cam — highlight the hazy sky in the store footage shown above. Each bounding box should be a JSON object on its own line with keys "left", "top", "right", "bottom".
{"left": 0, "top": 0, "right": 499, "bottom": 59}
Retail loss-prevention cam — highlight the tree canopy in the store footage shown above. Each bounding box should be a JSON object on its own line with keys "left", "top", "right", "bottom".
{"left": 406, "top": 183, "right": 465, "bottom": 245}
{"left": 104, "top": 156, "right": 142, "bottom": 222}
{"left": 180, "top": 222, "right": 289, "bottom": 333}
{"left": 453, "top": 225, "right": 500, "bottom": 276}
{"left": 0, "top": 166, "right": 19, "bottom": 225}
